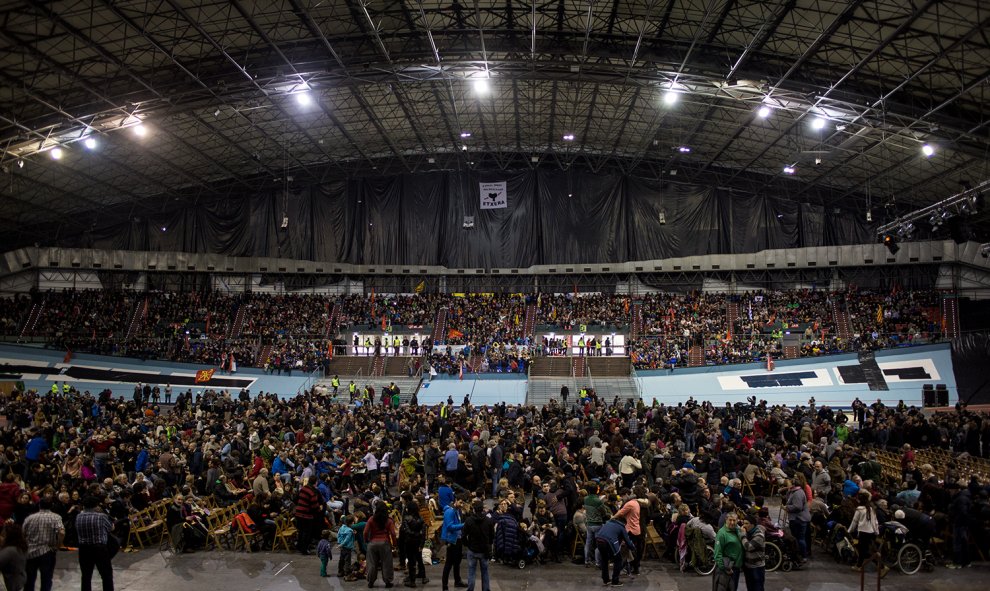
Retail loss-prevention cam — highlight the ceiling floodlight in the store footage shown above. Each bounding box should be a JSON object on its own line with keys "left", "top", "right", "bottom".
{"left": 921, "top": 143, "right": 935, "bottom": 157}
{"left": 757, "top": 105, "right": 771, "bottom": 118}
{"left": 811, "top": 117, "right": 826, "bottom": 130}
{"left": 84, "top": 137, "right": 98, "bottom": 150}
{"left": 562, "top": 134, "right": 575, "bottom": 141}
{"left": 133, "top": 124, "right": 147, "bottom": 137}
{"left": 473, "top": 78, "right": 490, "bottom": 95}
{"left": 296, "top": 92, "right": 312, "bottom": 106}
{"left": 460, "top": 132, "right": 472, "bottom": 138}
{"left": 677, "top": 146, "right": 691, "bottom": 153}
{"left": 50, "top": 147, "right": 64, "bottom": 160}
{"left": 663, "top": 90, "right": 679, "bottom": 105}
{"left": 783, "top": 165, "right": 796, "bottom": 174}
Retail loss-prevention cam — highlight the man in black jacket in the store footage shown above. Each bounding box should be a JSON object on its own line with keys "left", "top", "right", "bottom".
{"left": 462, "top": 500, "right": 494, "bottom": 591}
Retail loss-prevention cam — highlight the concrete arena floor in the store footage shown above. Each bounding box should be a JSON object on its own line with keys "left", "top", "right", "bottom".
{"left": 51, "top": 550, "right": 986, "bottom": 591}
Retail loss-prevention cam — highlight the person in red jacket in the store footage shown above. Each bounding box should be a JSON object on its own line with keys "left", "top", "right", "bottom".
{"left": 0, "top": 474, "right": 21, "bottom": 522}
{"left": 294, "top": 476, "right": 324, "bottom": 555}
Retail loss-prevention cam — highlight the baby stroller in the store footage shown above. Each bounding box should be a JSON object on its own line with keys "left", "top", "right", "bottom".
{"left": 492, "top": 512, "right": 538, "bottom": 569}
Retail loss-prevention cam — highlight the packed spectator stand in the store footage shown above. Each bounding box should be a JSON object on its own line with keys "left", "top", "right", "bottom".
{"left": 0, "top": 288, "right": 950, "bottom": 375}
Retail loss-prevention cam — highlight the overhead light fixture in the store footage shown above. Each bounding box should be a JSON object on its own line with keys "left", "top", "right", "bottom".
{"left": 460, "top": 132, "right": 472, "bottom": 138}
{"left": 783, "top": 165, "right": 796, "bottom": 174}
{"left": 531, "top": 155, "right": 539, "bottom": 163}
{"left": 882, "top": 234, "right": 899, "bottom": 254}
{"left": 296, "top": 92, "right": 312, "bottom": 106}
{"left": 427, "top": 157, "right": 435, "bottom": 164}
{"left": 757, "top": 105, "right": 771, "bottom": 118}
{"left": 562, "top": 133, "right": 575, "bottom": 141}
{"left": 811, "top": 117, "right": 826, "bottom": 130}
{"left": 677, "top": 146, "right": 691, "bottom": 153}
{"left": 921, "top": 143, "right": 935, "bottom": 157}
{"left": 663, "top": 90, "right": 679, "bottom": 105}
{"left": 473, "top": 78, "right": 490, "bottom": 95}
{"left": 133, "top": 124, "right": 147, "bottom": 137}
{"left": 50, "top": 147, "right": 64, "bottom": 160}
{"left": 84, "top": 137, "right": 98, "bottom": 150}
{"left": 981, "top": 243, "right": 990, "bottom": 259}
{"left": 461, "top": 144, "right": 468, "bottom": 151}
{"left": 17, "top": 159, "right": 24, "bottom": 168}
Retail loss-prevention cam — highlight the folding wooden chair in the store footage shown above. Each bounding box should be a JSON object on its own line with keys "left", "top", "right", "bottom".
{"left": 127, "top": 507, "right": 164, "bottom": 550}
{"left": 273, "top": 514, "right": 298, "bottom": 552}
{"left": 644, "top": 524, "right": 665, "bottom": 559}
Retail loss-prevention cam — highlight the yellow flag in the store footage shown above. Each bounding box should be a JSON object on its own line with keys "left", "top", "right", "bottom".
{"left": 414, "top": 280, "right": 425, "bottom": 293}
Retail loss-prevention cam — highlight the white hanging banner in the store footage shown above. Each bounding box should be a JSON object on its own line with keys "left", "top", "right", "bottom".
{"left": 479, "top": 181, "right": 508, "bottom": 209}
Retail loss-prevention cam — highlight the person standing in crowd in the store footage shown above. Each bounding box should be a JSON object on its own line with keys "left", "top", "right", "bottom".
{"left": 461, "top": 500, "right": 493, "bottom": 591}
{"left": 295, "top": 476, "right": 324, "bottom": 555}
{"left": 594, "top": 516, "right": 634, "bottom": 587}
{"left": 713, "top": 512, "right": 743, "bottom": 591}
{"left": 441, "top": 498, "right": 466, "bottom": 591}
{"left": 583, "top": 483, "right": 605, "bottom": 567}
{"left": 0, "top": 522, "right": 28, "bottom": 591}
{"left": 22, "top": 498, "right": 64, "bottom": 591}
{"left": 848, "top": 491, "right": 885, "bottom": 576}
{"left": 784, "top": 479, "right": 810, "bottom": 563}
{"left": 947, "top": 480, "right": 973, "bottom": 569}
{"left": 364, "top": 502, "right": 397, "bottom": 588}
{"left": 740, "top": 515, "right": 765, "bottom": 591}
{"left": 75, "top": 496, "right": 114, "bottom": 591}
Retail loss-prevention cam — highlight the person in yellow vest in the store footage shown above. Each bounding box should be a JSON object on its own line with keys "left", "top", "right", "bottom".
{"left": 62, "top": 383, "right": 70, "bottom": 394}
{"left": 50, "top": 383, "right": 58, "bottom": 395}
{"left": 393, "top": 336, "right": 400, "bottom": 356}
{"left": 364, "top": 337, "right": 372, "bottom": 356}
{"left": 348, "top": 381, "right": 356, "bottom": 402}
{"left": 439, "top": 402, "right": 448, "bottom": 420}
{"left": 361, "top": 386, "right": 370, "bottom": 402}
{"left": 331, "top": 375, "right": 340, "bottom": 396}
{"left": 578, "top": 337, "right": 586, "bottom": 356}
{"left": 595, "top": 340, "right": 602, "bottom": 356}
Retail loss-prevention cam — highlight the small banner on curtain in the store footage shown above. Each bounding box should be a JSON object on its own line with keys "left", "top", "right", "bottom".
{"left": 479, "top": 181, "right": 508, "bottom": 209}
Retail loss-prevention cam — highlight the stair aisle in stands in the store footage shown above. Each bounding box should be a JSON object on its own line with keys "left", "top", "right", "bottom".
{"left": 19, "top": 301, "right": 43, "bottom": 338}
{"left": 256, "top": 343, "right": 272, "bottom": 368}
{"left": 124, "top": 297, "right": 148, "bottom": 341}
{"left": 523, "top": 302, "right": 537, "bottom": 340}
{"left": 228, "top": 303, "right": 247, "bottom": 339}
{"left": 688, "top": 345, "right": 705, "bottom": 367}
{"left": 833, "top": 300, "right": 852, "bottom": 341}
{"left": 942, "top": 295, "right": 960, "bottom": 339}
{"left": 630, "top": 301, "right": 643, "bottom": 340}
{"left": 429, "top": 306, "right": 448, "bottom": 347}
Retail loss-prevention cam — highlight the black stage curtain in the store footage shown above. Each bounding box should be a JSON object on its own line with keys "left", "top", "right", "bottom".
{"left": 63, "top": 170, "right": 877, "bottom": 266}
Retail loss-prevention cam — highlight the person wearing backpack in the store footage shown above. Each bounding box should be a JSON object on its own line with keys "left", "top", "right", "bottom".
{"left": 401, "top": 496, "right": 429, "bottom": 588}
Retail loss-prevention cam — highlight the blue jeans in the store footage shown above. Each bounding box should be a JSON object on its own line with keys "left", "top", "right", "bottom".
{"left": 585, "top": 525, "right": 602, "bottom": 565}
{"left": 491, "top": 468, "right": 502, "bottom": 498}
{"left": 466, "top": 549, "right": 490, "bottom": 591}
{"left": 789, "top": 519, "right": 808, "bottom": 558}
{"left": 684, "top": 433, "right": 696, "bottom": 453}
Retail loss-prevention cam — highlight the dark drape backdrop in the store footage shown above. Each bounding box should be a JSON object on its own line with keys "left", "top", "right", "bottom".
{"left": 73, "top": 169, "right": 875, "bottom": 266}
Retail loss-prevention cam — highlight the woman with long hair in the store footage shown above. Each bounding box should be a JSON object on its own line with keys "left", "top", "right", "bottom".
{"left": 364, "top": 501, "right": 397, "bottom": 588}
{"left": 848, "top": 490, "right": 886, "bottom": 576}
{"left": 0, "top": 522, "right": 28, "bottom": 591}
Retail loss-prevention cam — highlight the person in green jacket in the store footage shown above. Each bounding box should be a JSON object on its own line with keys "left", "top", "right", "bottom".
{"left": 713, "top": 512, "right": 744, "bottom": 591}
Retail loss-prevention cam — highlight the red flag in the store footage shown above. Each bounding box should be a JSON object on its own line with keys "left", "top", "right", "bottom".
{"left": 205, "top": 312, "right": 211, "bottom": 334}
{"left": 328, "top": 341, "right": 334, "bottom": 359}
{"left": 448, "top": 328, "right": 464, "bottom": 340}
{"left": 381, "top": 315, "right": 387, "bottom": 331}
{"left": 63, "top": 349, "right": 73, "bottom": 363}
{"left": 195, "top": 368, "right": 216, "bottom": 384}
{"left": 459, "top": 361, "right": 464, "bottom": 380}
{"left": 766, "top": 355, "right": 775, "bottom": 372}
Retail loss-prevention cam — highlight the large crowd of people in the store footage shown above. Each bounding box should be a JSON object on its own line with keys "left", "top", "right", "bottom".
{"left": 0, "top": 383, "right": 988, "bottom": 591}
{"left": 0, "top": 289, "right": 947, "bottom": 375}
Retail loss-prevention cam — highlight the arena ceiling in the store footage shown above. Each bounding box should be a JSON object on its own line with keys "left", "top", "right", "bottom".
{"left": 1, "top": 0, "right": 989, "bottom": 242}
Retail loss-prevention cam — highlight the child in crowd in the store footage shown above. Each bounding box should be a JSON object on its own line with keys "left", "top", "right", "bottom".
{"left": 338, "top": 515, "right": 358, "bottom": 580}
{"left": 317, "top": 530, "right": 334, "bottom": 577}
